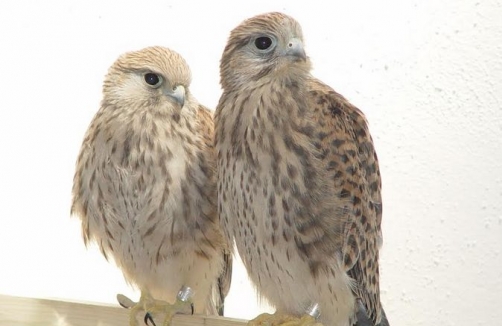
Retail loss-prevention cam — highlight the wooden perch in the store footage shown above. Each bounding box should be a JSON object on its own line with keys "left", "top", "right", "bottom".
{"left": 0, "top": 294, "right": 247, "bottom": 326}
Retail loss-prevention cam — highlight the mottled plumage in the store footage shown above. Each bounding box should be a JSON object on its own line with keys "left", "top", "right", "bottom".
{"left": 71, "top": 46, "right": 231, "bottom": 324}
{"left": 215, "top": 13, "right": 387, "bottom": 326}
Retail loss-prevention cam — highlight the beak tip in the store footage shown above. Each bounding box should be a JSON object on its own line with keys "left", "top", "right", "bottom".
{"left": 297, "top": 50, "right": 307, "bottom": 61}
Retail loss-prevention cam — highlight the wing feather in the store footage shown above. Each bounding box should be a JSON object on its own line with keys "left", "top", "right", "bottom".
{"left": 306, "top": 78, "right": 383, "bottom": 324}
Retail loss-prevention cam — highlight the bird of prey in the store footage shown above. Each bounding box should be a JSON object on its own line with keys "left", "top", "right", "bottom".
{"left": 215, "top": 12, "right": 388, "bottom": 326}
{"left": 71, "top": 46, "right": 231, "bottom": 326}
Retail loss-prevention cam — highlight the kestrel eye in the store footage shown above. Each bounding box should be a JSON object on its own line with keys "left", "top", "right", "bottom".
{"left": 144, "top": 73, "right": 162, "bottom": 87}
{"left": 254, "top": 36, "right": 273, "bottom": 50}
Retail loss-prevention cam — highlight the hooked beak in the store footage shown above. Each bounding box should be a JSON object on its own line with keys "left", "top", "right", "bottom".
{"left": 165, "top": 85, "right": 185, "bottom": 107}
{"left": 285, "top": 37, "right": 306, "bottom": 61}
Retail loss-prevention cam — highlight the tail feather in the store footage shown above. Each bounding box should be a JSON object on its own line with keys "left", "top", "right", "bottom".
{"left": 206, "top": 251, "right": 233, "bottom": 315}
{"left": 355, "top": 299, "right": 390, "bottom": 326}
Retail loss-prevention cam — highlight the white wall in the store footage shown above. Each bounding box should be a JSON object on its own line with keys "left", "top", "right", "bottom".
{"left": 0, "top": 0, "right": 501, "bottom": 325}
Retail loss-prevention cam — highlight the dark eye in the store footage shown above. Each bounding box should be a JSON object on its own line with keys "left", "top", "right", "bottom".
{"left": 254, "top": 36, "right": 273, "bottom": 50}
{"left": 144, "top": 73, "right": 162, "bottom": 87}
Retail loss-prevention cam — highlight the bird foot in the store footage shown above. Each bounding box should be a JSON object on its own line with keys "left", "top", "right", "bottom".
{"left": 248, "top": 313, "right": 324, "bottom": 326}
{"left": 117, "top": 293, "right": 194, "bottom": 326}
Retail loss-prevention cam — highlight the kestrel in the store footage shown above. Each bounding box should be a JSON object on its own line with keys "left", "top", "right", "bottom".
{"left": 215, "top": 12, "right": 388, "bottom": 326}
{"left": 71, "top": 46, "right": 231, "bottom": 326}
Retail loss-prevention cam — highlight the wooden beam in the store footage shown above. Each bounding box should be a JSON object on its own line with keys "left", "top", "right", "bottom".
{"left": 0, "top": 294, "right": 247, "bottom": 326}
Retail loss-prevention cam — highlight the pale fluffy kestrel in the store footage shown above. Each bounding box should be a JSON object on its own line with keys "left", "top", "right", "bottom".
{"left": 71, "top": 46, "right": 231, "bottom": 326}
{"left": 215, "top": 12, "right": 388, "bottom": 326}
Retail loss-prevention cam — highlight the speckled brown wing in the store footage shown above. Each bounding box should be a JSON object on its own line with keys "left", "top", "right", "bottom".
{"left": 306, "top": 78, "right": 383, "bottom": 325}
{"left": 196, "top": 105, "right": 233, "bottom": 315}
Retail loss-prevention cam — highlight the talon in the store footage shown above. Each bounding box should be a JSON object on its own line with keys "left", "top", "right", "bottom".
{"left": 117, "top": 293, "right": 136, "bottom": 309}
{"left": 144, "top": 312, "right": 157, "bottom": 326}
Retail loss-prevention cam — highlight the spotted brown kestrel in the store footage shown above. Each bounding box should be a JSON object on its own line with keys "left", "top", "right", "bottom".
{"left": 215, "top": 12, "right": 388, "bottom": 326}
{"left": 71, "top": 46, "right": 231, "bottom": 326}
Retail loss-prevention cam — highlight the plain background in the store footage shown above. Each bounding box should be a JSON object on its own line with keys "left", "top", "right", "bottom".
{"left": 1, "top": 1, "right": 501, "bottom": 325}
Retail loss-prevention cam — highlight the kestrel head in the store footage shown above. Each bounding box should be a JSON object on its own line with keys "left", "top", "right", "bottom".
{"left": 103, "top": 46, "right": 191, "bottom": 111}
{"left": 220, "top": 12, "right": 311, "bottom": 91}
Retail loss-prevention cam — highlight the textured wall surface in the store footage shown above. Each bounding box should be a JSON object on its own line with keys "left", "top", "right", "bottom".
{"left": 0, "top": 1, "right": 501, "bottom": 325}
